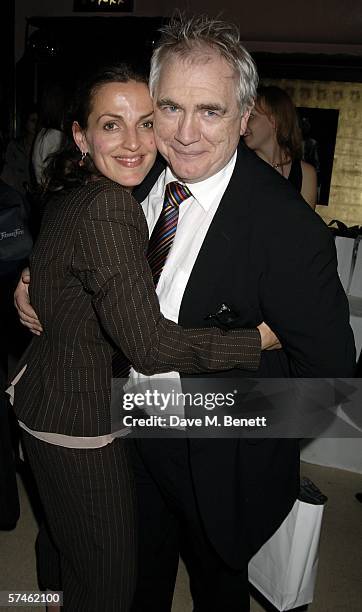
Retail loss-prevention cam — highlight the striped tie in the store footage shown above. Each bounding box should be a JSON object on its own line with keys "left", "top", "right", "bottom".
{"left": 147, "top": 181, "right": 192, "bottom": 286}
{"left": 112, "top": 181, "right": 192, "bottom": 378}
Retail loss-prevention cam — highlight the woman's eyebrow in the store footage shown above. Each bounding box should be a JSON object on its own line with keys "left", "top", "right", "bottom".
{"left": 97, "top": 111, "right": 154, "bottom": 121}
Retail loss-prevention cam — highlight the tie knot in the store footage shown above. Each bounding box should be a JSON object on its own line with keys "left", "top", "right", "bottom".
{"left": 164, "top": 181, "right": 192, "bottom": 208}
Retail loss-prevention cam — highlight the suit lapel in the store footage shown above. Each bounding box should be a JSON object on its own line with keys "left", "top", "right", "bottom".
{"left": 133, "top": 155, "right": 165, "bottom": 204}
{"left": 179, "top": 144, "right": 253, "bottom": 325}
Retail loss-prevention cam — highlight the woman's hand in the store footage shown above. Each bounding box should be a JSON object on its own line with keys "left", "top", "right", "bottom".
{"left": 14, "top": 267, "right": 43, "bottom": 335}
{"left": 257, "top": 321, "right": 281, "bottom": 350}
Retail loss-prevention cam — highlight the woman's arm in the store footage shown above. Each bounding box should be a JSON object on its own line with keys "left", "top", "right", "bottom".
{"left": 14, "top": 267, "right": 278, "bottom": 354}
{"left": 301, "top": 161, "right": 317, "bottom": 210}
{"left": 14, "top": 185, "right": 280, "bottom": 373}
{"left": 72, "top": 185, "right": 267, "bottom": 375}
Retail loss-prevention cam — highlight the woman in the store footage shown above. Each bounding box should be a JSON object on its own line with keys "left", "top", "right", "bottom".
{"left": 244, "top": 85, "right": 317, "bottom": 209}
{"left": 12, "top": 64, "right": 279, "bottom": 611}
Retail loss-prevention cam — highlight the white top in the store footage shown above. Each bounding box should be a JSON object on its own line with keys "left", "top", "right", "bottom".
{"left": 32, "top": 128, "right": 63, "bottom": 185}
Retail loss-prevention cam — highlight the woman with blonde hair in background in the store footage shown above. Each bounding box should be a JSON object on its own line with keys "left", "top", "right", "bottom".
{"left": 244, "top": 85, "right": 317, "bottom": 209}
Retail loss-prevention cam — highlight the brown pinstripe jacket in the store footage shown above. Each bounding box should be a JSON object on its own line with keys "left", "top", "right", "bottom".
{"left": 12, "top": 178, "right": 260, "bottom": 436}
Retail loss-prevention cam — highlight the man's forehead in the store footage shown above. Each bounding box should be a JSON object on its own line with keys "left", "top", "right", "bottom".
{"left": 159, "top": 46, "right": 235, "bottom": 75}
{"left": 155, "top": 55, "right": 237, "bottom": 98}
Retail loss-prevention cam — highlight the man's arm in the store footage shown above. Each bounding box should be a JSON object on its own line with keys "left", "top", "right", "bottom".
{"left": 260, "top": 219, "right": 356, "bottom": 377}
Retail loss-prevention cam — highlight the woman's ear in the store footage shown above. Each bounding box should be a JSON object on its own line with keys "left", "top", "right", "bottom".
{"left": 72, "top": 121, "right": 88, "bottom": 153}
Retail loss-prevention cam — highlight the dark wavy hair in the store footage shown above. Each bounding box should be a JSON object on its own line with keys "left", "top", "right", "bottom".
{"left": 256, "top": 86, "right": 303, "bottom": 160}
{"left": 43, "top": 64, "right": 148, "bottom": 194}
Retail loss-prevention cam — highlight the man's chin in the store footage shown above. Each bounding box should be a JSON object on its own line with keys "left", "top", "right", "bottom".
{"left": 167, "top": 157, "right": 206, "bottom": 184}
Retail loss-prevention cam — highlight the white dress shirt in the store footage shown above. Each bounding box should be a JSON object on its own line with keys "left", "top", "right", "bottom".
{"left": 128, "top": 151, "right": 237, "bottom": 399}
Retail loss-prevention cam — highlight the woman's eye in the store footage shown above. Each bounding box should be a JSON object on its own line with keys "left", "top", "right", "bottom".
{"left": 141, "top": 121, "right": 153, "bottom": 129}
{"left": 104, "top": 121, "right": 117, "bottom": 131}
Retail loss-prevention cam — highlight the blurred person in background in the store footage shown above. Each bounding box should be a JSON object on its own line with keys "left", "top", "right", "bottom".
{"left": 244, "top": 85, "right": 317, "bottom": 209}
{"left": 1, "top": 106, "right": 38, "bottom": 196}
{"left": 32, "top": 83, "right": 65, "bottom": 187}
{"left": 0, "top": 134, "right": 33, "bottom": 533}
{"left": 30, "top": 83, "right": 65, "bottom": 237}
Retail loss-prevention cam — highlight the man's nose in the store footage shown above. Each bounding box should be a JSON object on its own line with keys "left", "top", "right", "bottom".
{"left": 175, "top": 114, "right": 200, "bottom": 145}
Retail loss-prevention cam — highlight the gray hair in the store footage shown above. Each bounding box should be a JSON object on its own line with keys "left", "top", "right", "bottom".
{"left": 149, "top": 14, "right": 258, "bottom": 114}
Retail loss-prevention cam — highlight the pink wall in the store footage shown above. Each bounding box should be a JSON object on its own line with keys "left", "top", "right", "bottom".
{"left": 15, "top": 0, "right": 362, "bottom": 62}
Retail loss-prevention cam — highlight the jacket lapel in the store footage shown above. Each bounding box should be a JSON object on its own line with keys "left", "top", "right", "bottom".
{"left": 179, "top": 144, "right": 254, "bottom": 326}
{"left": 133, "top": 155, "right": 165, "bottom": 204}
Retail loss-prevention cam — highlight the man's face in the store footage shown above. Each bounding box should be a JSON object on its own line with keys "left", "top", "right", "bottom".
{"left": 153, "top": 51, "right": 250, "bottom": 183}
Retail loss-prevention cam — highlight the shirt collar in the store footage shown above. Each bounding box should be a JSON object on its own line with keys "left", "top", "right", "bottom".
{"left": 163, "top": 150, "right": 237, "bottom": 211}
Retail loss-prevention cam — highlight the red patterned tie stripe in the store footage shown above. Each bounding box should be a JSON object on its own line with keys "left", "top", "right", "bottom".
{"left": 147, "top": 182, "right": 192, "bottom": 287}
{"left": 112, "top": 181, "right": 192, "bottom": 378}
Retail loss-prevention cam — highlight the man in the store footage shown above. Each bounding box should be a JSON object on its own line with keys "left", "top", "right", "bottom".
{"left": 129, "top": 15, "right": 355, "bottom": 612}
{"left": 16, "top": 15, "right": 355, "bottom": 612}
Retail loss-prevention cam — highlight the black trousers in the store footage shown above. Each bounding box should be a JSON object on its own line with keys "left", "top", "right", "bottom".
{"left": 130, "top": 436, "right": 250, "bottom": 612}
{"left": 22, "top": 433, "right": 137, "bottom": 612}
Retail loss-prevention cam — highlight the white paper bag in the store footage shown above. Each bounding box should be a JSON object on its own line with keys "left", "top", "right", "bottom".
{"left": 248, "top": 499, "right": 324, "bottom": 611}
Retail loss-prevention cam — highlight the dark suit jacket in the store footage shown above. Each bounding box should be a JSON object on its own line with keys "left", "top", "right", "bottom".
{"left": 134, "top": 143, "right": 356, "bottom": 567}
{"left": 12, "top": 178, "right": 261, "bottom": 436}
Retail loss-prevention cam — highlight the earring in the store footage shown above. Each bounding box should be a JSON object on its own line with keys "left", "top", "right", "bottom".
{"left": 79, "top": 150, "right": 87, "bottom": 166}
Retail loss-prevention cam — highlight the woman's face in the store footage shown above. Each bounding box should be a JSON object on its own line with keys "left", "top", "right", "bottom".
{"left": 73, "top": 81, "right": 156, "bottom": 188}
{"left": 243, "top": 103, "right": 275, "bottom": 152}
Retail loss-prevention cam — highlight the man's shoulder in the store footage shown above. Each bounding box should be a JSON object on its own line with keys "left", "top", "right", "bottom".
{"left": 236, "top": 145, "right": 322, "bottom": 223}
{"left": 232, "top": 145, "right": 331, "bottom": 248}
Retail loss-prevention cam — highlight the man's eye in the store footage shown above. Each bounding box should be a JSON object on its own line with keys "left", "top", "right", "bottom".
{"left": 205, "top": 110, "right": 217, "bottom": 117}
{"left": 164, "top": 105, "right": 179, "bottom": 113}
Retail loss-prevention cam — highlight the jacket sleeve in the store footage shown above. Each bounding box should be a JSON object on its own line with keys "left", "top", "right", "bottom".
{"left": 72, "top": 184, "right": 261, "bottom": 375}
{"left": 259, "top": 214, "right": 356, "bottom": 377}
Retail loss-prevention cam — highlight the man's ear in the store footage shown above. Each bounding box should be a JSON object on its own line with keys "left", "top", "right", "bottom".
{"left": 239, "top": 108, "right": 252, "bottom": 136}
{"left": 72, "top": 121, "right": 88, "bottom": 153}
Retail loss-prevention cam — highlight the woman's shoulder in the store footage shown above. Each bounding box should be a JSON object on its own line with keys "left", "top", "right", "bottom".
{"left": 300, "top": 159, "right": 317, "bottom": 179}
{"left": 83, "top": 176, "right": 134, "bottom": 200}
{"left": 79, "top": 178, "right": 146, "bottom": 226}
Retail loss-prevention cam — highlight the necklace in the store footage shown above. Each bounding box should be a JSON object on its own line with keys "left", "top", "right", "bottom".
{"left": 273, "top": 159, "right": 291, "bottom": 170}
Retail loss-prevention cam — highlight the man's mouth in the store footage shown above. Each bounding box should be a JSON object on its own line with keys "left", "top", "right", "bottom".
{"left": 171, "top": 149, "right": 206, "bottom": 158}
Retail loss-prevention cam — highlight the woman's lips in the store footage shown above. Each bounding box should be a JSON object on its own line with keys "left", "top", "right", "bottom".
{"left": 114, "top": 155, "right": 144, "bottom": 168}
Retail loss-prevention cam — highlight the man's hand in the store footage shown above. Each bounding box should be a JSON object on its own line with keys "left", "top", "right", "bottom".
{"left": 257, "top": 321, "right": 281, "bottom": 350}
{"left": 14, "top": 267, "right": 43, "bottom": 335}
